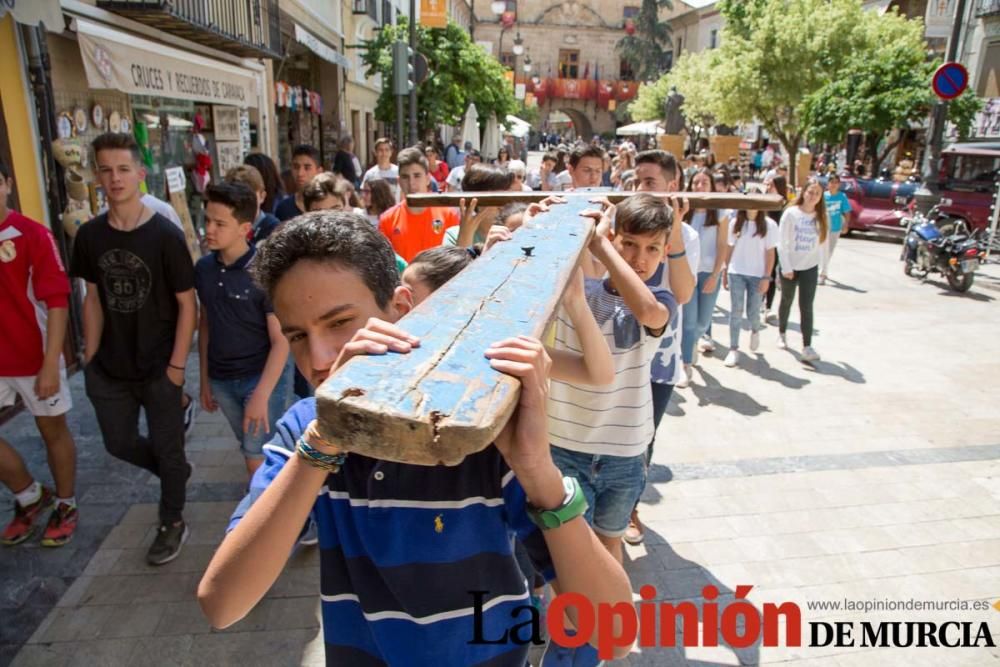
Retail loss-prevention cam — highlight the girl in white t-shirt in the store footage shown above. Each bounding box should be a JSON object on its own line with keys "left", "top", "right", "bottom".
{"left": 722, "top": 208, "right": 778, "bottom": 367}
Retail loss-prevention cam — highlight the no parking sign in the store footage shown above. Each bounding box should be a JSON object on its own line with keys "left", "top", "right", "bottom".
{"left": 932, "top": 62, "right": 969, "bottom": 101}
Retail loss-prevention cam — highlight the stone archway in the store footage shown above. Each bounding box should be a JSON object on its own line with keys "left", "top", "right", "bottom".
{"left": 541, "top": 106, "right": 594, "bottom": 141}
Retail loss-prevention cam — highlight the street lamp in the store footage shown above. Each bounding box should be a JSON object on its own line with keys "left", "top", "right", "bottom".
{"left": 523, "top": 55, "right": 532, "bottom": 73}
{"left": 512, "top": 32, "right": 524, "bottom": 56}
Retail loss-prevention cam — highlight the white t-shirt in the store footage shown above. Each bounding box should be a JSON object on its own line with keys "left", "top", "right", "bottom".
{"left": 446, "top": 166, "right": 465, "bottom": 192}
{"left": 727, "top": 217, "right": 778, "bottom": 278}
{"left": 555, "top": 171, "right": 573, "bottom": 191}
{"left": 549, "top": 277, "right": 677, "bottom": 458}
{"left": 778, "top": 206, "right": 825, "bottom": 272}
{"left": 362, "top": 164, "right": 400, "bottom": 200}
{"left": 650, "top": 222, "right": 700, "bottom": 385}
{"left": 527, "top": 170, "right": 559, "bottom": 190}
{"left": 689, "top": 210, "right": 721, "bottom": 274}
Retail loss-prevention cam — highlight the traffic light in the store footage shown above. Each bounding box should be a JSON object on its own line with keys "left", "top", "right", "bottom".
{"left": 392, "top": 41, "right": 414, "bottom": 96}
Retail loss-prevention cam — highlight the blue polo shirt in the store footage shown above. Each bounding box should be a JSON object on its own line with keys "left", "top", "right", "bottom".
{"left": 274, "top": 195, "right": 303, "bottom": 222}
{"left": 229, "top": 399, "right": 556, "bottom": 666}
{"left": 194, "top": 246, "right": 273, "bottom": 381}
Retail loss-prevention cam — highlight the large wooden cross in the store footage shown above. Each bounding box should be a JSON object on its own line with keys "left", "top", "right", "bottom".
{"left": 315, "top": 191, "right": 783, "bottom": 465}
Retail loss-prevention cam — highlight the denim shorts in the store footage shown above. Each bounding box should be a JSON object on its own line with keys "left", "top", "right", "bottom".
{"left": 549, "top": 446, "right": 647, "bottom": 538}
{"left": 210, "top": 370, "right": 290, "bottom": 459}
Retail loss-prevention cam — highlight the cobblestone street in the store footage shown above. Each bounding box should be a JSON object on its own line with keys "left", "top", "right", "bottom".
{"left": 2, "top": 236, "right": 1000, "bottom": 666}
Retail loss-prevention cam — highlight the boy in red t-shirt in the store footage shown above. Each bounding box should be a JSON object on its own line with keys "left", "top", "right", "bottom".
{"left": 378, "top": 147, "right": 459, "bottom": 262}
{"left": 0, "top": 161, "right": 79, "bottom": 547}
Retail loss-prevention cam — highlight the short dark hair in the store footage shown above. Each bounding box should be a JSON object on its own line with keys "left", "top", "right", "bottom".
{"left": 635, "top": 150, "right": 680, "bottom": 187}
{"left": 408, "top": 246, "right": 474, "bottom": 292}
{"left": 291, "top": 144, "right": 322, "bottom": 166}
{"left": 92, "top": 132, "right": 142, "bottom": 162}
{"left": 462, "top": 164, "right": 513, "bottom": 192}
{"left": 0, "top": 161, "right": 9, "bottom": 181}
{"left": 569, "top": 145, "right": 607, "bottom": 168}
{"left": 615, "top": 193, "right": 673, "bottom": 240}
{"left": 205, "top": 182, "right": 258, "bottom": 223}
{"left": 397, "top": 147, "right": 429, "bottom": 173}
{"left": 466, "top": 149, "right": 482, "bottom": 161}
{"left": 253, "top": 211, "right": 399, "bottom": 309}
{"left": 542, "top": 152, "right": 558, "bottom": 165}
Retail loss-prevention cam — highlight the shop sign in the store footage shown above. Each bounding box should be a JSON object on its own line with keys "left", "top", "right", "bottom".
{"left": 213, "top": 106, "right": 241, "bottom": 141}
{"left": 420, "top": 0, "right": 448, "bottom": 28}
{"left": 76, "top": 19, "right": 258, "bottom": 108}
{"left": 216, "top": 142, "right": 244, "bottom": 175}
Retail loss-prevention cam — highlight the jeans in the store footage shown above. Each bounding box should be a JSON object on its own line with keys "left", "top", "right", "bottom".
{"left": 549, "top": 447, "right": 647, "bottom": 538}
{"left": 647, "top": 382, "right": 674, "bottom": 464}
{"left": 210, "top": 370, "right": 291, "bottom": 459}
{"left": 779, "top": 265, "right": 819, "bottom": 346}
{"left": 728, "top": 274, "right": 764, "bottom": 349}
{"left": 681, "top": 271, "right": 722, "bottom": 364}
{"left": 84, "top": 364, "right": 189, "bottom": 523}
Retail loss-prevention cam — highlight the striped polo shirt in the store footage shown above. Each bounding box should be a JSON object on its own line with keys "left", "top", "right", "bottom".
{"left": 548, "top": 277, "right": 677, "bottom": 458}
{"left": 229, "top": 399, "right": 555, "bottom": 666}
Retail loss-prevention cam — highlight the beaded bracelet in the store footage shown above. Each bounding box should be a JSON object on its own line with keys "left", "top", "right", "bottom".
{"left": 296, "top": 437, "right": 347, "bottom": 473}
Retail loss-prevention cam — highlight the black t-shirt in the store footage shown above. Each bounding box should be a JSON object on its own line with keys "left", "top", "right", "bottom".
{"left": 274, "top": 195, "right": 303, "bottom": 222}
{"left": 72, "top": 212, "right": 195, "bottom": 381}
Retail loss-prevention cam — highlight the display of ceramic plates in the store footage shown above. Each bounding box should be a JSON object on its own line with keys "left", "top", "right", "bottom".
{"left": 91, "top": 104, "right": 104, "bottom": 130}
{"left": 108, "top": 110, "right": 121, "bottom": 133}
{"left": 120, "top": 117, "right": 131, "bottom": 133}
{"left": 74, "top": 107, "right": 88, "bottom": 134}
{"left": 57, "top": 113, "right": 73, "bottom": 139}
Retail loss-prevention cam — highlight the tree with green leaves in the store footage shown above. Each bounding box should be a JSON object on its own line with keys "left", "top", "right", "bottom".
{"left": 616, "top": 0, "right": 674, "bottom": 82}
{"left": 802, "top": 44, "right": 985, "bottom": 177}
{"left": 631, "top": 51, "right": 718, "bottom": 135}
{"left": 361, "top": 18, "right": 515, "bottom": 141}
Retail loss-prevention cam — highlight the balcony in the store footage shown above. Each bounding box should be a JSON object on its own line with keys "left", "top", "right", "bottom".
{"left": 979, "top": 0, "right": 1000, "bottom": 17}
{"left": 96, "top": 0, "right": 282, "bottom": 59}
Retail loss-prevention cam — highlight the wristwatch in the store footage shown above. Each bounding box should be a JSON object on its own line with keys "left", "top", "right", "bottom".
{"left": 526, "top": 476, "right": 588, "bottom": 530}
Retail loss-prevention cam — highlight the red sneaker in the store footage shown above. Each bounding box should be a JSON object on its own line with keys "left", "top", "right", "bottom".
{"left": 41, "top": 502, "right": 79, "bottom": 547}
{"left": 1, "top": 487, "right": 54, "bottom": 546}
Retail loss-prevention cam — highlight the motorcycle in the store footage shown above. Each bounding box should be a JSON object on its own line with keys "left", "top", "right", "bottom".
{"left": 899, "top": 199, "right": 987, "bottom": 293}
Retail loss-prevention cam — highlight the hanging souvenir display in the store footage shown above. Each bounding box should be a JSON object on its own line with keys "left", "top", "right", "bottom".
{"left": 57, "top": 112, "right": 73, "bottom": 139}
{"left": 91, "top": 104, "right": 104, "bottom": 130}
{"left": 191, "top": 112, "right": 212, "bottom": 193}
{"left": 120, "top": 117, "right": 131, "bottom": 133}
{"left": 74, "top": 107, "right": 89, "bottom": 134}
{"left": 108, "top": 110, "right": 122, "bottom": 133}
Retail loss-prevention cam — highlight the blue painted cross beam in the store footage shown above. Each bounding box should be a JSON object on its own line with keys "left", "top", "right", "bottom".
{"left": 932, "top": 62, "right": 969, "bottom": 101}
{"left": 315, "top": 191, "right": 783, "bottom": 465}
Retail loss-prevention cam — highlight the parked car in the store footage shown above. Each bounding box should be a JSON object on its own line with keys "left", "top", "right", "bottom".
{"left": 820, "top": 142, "right": 999, "bottom": 237}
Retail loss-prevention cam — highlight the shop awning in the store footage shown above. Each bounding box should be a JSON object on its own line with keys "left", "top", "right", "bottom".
{"left": 75, "top": 18, "right": 259, "bottom": 107}
{"left": 616, "top": 120, "right": 664, "bottom": 136}
{"left": 294, "top": 23, "right": 352, "bottom": 70}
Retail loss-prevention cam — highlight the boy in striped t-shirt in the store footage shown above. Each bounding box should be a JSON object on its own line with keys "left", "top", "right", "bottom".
{"left": 548, "top": 193, "right": 677, "bottom": 565}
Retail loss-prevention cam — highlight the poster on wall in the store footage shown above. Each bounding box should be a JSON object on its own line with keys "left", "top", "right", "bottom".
{"left": 240, "top": 110, "right": 252, "bottom": 155}
{"left": 213, "top": 106, "right": 241, "bottom": 141}
{"left": 216, "top": 141, "right": 243, "bottom": 175}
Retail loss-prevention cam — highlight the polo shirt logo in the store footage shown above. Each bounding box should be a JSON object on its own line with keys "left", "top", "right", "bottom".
{"left": 434, "top": 514, "right": 444, "bottom": 533}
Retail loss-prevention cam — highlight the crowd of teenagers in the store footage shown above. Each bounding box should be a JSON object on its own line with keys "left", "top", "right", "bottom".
{"left": 0, "top": 129, "right": 850, "bottom": 666}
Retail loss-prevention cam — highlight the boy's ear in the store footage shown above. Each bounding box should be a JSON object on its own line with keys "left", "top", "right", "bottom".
{"left": 389, "top": 284, "right": 415, "bottom": 319}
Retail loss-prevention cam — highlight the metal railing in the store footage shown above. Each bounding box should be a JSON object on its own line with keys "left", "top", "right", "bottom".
{"left": 978, "top": 0, "right": 1000, "bottom": 17}
{"left": 97, "top": 0, "right": 282, "bottom": 58}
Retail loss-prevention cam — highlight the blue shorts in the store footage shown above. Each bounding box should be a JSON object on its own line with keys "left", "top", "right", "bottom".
{"left": 549, "top": 446, "right": 647, "bottom": 538}
{"left": 210, "top": 369, "right": 291, "bottom": 459}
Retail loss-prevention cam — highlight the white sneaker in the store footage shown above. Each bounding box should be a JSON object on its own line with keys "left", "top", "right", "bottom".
{"left": 697, "top": 336, "right": 715, "bottom": 353}
{"left": 750, "top": 331, "right": 760, "bottom": 352}
{"left": 765, "top": 310, "right": 778, "bottom": 325}
{"left": 677, "top": 364, "right": 693, "bottom": 388}
{"left": 724, "top": 349, "right": 739, "bottom": 367}
{"left": 777, "top": 333, "right": 788, "bottom": 350}
{"left": 802, "top": 346, "right": 820, "bottom": 362}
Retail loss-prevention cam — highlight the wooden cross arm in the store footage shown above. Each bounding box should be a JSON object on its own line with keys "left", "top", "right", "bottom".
{"left": 407, "top": 191, "right": 786, "bottom": 211}
{"left": 314, "top": 197, "right": 596, "bottom": 465}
